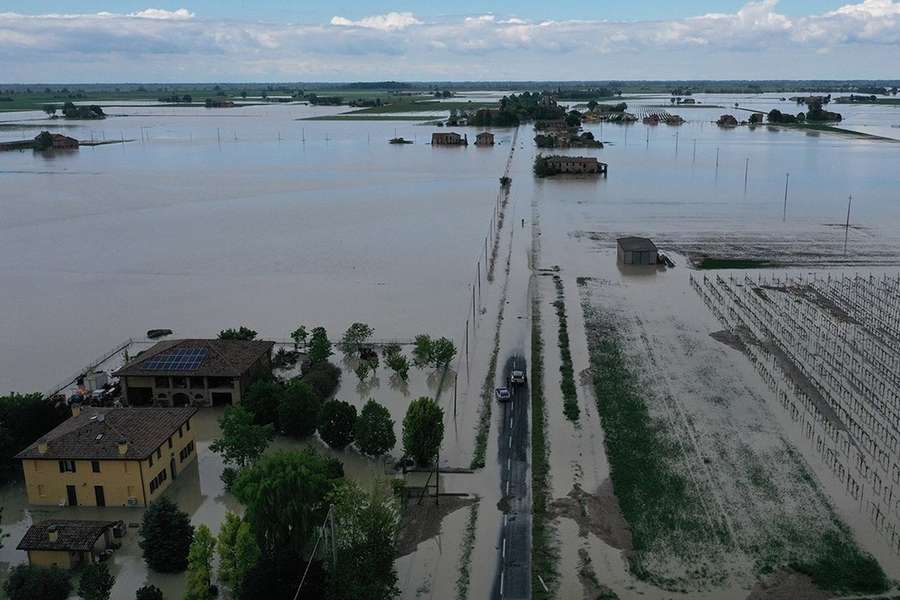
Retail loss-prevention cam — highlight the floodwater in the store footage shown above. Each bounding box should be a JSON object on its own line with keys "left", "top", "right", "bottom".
{"left": 3, "top": 93, "right": 900, "bottom": 598}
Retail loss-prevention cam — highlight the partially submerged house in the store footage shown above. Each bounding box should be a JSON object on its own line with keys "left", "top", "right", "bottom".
{"left": 113, "top": 339, "right": 274, "bottom": 407}
{"left": 432, "top": 132, "right": 468, "bottom": 146}
{"left": 475, "top": 132, "right": 495, "bottom": 146}
{"left": 544, "top": 155, "right": 607, "bottom": 175}
{"left": 16, "top": 406, "right": 198, "bottom": 507}
{"left": 18, "top": 520, "right": 116, "bottom": 569}
{"left": 617, "top": 237, "right": 659, "bottom": 266}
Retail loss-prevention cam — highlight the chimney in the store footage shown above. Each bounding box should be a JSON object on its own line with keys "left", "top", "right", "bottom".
{"left": 71, "top": 404, "right": 81, "bottom": 417}
{"left": 38, "top": 442, "right": 48, "bottom": 455}
{"left": 47, "top": 524, "right": 58, "bottom": 543}
{"left": 117, "top": 439, "right": 128, "bottom": 456}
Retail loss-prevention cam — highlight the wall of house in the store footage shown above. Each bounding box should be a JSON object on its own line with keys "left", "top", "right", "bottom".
{"left": 27, "top": 549, "right": 77, "bottom": 569}
{"left": 140, "top": 418, "right": 197, "bottom": 504}
{"left": 21, "top": 458, "right": 145, "bottom": 507}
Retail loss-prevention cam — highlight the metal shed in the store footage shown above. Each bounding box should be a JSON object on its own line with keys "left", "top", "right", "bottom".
{"left": 617, "top": 237, "right": 659, "bottom": 265}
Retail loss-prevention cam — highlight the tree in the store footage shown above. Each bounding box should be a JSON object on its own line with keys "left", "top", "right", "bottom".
{"left": 340, "top": 322, "right": 374, "bottom": 356}
{"left": 42, "top": 104, "right": 56, "bottom": 117}
{"left": 354, "top": 360, "right": 371, "bottom": 382}
{"left": 218, "top": 512, "right": 260, "bottom": 598}
{"left": 402, "top": 397, "right": 444, "bottom": 466}
{"left": 78, "top": 563, "right": 115, "bottom": 600}
{"left": 136, "top": 585, "right": 164, "bottom": 600}
{"left": 4, "top": 565, "right": 71, "bottom": 600}
{"left": 386, "top": 352, "right": 410, "bottom": 381}
{"left": 565, "top": 110, "right": 582, "bottom": 128}
{"left": 278, "top": 379, "right": 321, "bottom": 437}
{"left": 355, "top": 400, "right": 396, "bottom": 457}
{"left": 318, "top": 400, "right": 357, "bottom": 449}
{"left": 210, "top": 406, "right": 274, "bottom": 470}
{"left": 309, "top": 327, "right": 333, "bottom": 364}
{"left": 302, "top": 360, "right": 341, "bottom": 399}
{"left": 429, "top": 337, "right": 456, "bottom": 369}
{"left": 290, "top": 325, "right": 308, "bottom": 350}
{"left": 232, "top": 449, "right": 339, "bottom": 555}
{"left": 185, "top": 524, "right": 216, "bottom": 600}
{"left": 0, "top": 393, "right": 69, "bottom": 478}
{"left": 139, "top": 497, "right": 194, "bottom": 573}
{"left": 412, "top": 334, "right": 432, "bottom": 368}
{"left": 242, "top": 379, "right": 282, "bottom": 426}
{"left": 325, "top": 482, "right": 400, "bottom": 600}
{"left": 218, "top": 326, "right": 258, "bottom": 340}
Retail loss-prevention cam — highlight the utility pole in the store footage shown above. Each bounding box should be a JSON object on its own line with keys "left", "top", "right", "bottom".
{"left": 844, "top": 194, "right": 853, "bottom": 254}
{"left": 692, "top": 139, "right": 697, "bottom": 164}
{"left": 783, "top": 173, "right": 790, "bottom": 222}
{"left": 675, "top": 131, "right": 679, "bottom": 157}
{"left": 715, "top": 147, "right": 720, "bottom": 179}
{"left": 743, "top": 157, "right": 750, "bottom": 193}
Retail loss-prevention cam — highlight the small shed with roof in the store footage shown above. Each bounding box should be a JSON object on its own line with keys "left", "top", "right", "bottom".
{"left": 18, "top": 519, "right": 116, "bottom": 569}
{"left": 617, "top": 237, "right": 659, "bottom": 265}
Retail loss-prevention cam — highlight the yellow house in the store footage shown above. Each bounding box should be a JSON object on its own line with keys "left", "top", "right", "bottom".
{"left": 17, "top": 519, "right": 115, "bottom": 569}
{"left": 16, "top": 406, "right": 197, "bottom": 507}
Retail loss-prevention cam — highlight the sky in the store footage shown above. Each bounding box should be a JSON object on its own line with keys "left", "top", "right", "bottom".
{"left": 2, "top": 0, "right": 900, "bottom": 82}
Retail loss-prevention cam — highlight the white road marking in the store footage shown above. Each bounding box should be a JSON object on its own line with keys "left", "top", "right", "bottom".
{"left": 507, "top": 457, "right": 511, "bottom": 471}
{"left": 506, "top": 480, "right": 510, "bottom": 495}
{"left": 508, "top": 435, "right": 512, "bottom": 448}
{"left": 502, "top": 538, "right": 507, "bottom": 559}
{"left": 503, "top": 514, "right": 508, "bottom": 527}
{"left": 500, "top": 571, "right": 505, "bottom": 597}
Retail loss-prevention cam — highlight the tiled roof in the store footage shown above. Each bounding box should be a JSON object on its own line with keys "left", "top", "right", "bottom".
{"left": 18, "top": 519, "right": 116, "bottom": 552}
{"left": 15, "top": 407, "right": 196, "bottom": 461}
{"left": 617, "top": 237, "right": 658, "bottom": 252}
{"left": 113, "top": 338, "right": 273, "bottom": 377}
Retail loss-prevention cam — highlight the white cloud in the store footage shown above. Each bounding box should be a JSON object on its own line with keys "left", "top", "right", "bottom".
{"left": 330, "top": 11, "right": 421, "bottom": 31}
{"left": 2, "top": 1, "right": 900, "bottom": 81}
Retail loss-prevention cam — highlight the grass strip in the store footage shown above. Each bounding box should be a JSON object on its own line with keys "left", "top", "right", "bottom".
{"left": 470, "top": 299, "right": 503, "bottom": 470}
{"left": 552, "top": 275, "right": 579, "bottom": 421}
{"left": 695, "top": 257, "right": 775, "bottom": 270}
{"left": 455, "top": 500, "right": 481, "bottom": 600}
{"left": 531, "top": 285, "right": 559, "bottom": 599}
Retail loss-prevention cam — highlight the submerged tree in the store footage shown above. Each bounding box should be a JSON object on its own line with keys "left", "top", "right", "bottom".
{"left": 78, "top": 563, "right": 115, "bottom": 600}
{"left": 402, "top": 397, "right": 444, "bottom": 466}
{"left": 184, "top": 524, "right": 217, "bottom": 600}
{"left": 309, "top": 327, "right": 333, "bottom": 364}
{"left": 318, "top": 400, "right": 357, "bottom": 450}
{"left": 341, "top": 322, "right": 374, "bottom": 357}
{"left": 355, "top": 400, "right": 396, "bottom": 457}
{"left": 139, "top": 497, "right": 194, "bottom": 573}
{"left": 210, "top": 406, "right": 274, "bottom": 471}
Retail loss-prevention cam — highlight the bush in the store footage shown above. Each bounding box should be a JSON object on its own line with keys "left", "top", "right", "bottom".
{"left": 319, "top": 400, "right": 357, "bottom": 449}
{"left": 4, "top": 565, "right": 71, "bottom": 600}
{"left": 136, "top": 585, "right": 164, "bottom": 600}
{"left": 139, "top": 497, "right": 194, "bottom": 573}
{"left": 78, "top": 563, "right": 115, "bottom": 600}
{"left": 278, "top": 380, "right": 321, "bottom": 437}
{"left": 402, "top": 397, "right": 444, "bottom": 466}
{"left": 355, "top": 400, "right": 396, "bottom": 457}
{"left": 302, "top": 361, "right": 341, "bottom": 399}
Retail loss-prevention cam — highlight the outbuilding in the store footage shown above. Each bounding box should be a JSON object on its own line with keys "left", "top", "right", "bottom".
{"left": 475, "top": 132, "right": 495, "bottom": 146}
{"left": 17, "top": 520, "right": 116, "bottom": 569}
{"left": 617, "top": 237, "right": 659, "bottom": 265}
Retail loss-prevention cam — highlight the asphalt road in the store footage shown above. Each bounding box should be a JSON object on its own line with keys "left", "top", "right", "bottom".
{"left": 494, "top": 355, "right": 531, "bottom": 600}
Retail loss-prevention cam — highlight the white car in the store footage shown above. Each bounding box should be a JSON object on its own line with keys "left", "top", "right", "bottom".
{"left": 510, "top": 370, "right": 526, "bottom": 386}
{"left": 495, "top": 387, "right": 511, "bottom": 402}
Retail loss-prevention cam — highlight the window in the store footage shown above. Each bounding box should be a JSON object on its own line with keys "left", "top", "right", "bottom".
{"left": 180, "top": 441, "right": 195, "bottom": 462}
{"left": 127, "top": 485, "right": 135, "bottom": 498}
{"left": 37, "top": 484, "right": 46, "bottom": 497}
{"left": 91, "top": 461, "right": 101, "bottom": 473}
{"left": 58, "top": 460, "right": 76, "bottom": 473}
{"left": 186, "top": 419, "right": 191, "bottom": 432}
{"left": 156, "top": 448, "right": 161, "bottom": 460}
{"left": 149, "top": 454, "right": 154, "bottom": 468}
{"left": 168, "top": 437, "right": 172, "bottom": 449}
{"left": 33, "top": 461, "right": 40, "bottom": 472}
{"left": 179, "top": 426, "right": 183, "bottom": 438}
{"left": 154, "top": 377, "right": 169, "bottom": 388}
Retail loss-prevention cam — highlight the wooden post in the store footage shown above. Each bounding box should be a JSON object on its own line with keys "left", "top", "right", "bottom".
{"left": 477, "top": 261, "right": 481, "bottom": 306}
{"left": 844, "top": 194, "right": 853, "bottom": 254}
{"left": 783, "top": 173, "right": 790, "bottom": 222}
{"left": 454, "top": 372, "right": 458, "bottom": 417}
{"left": 744, "top": 157, "right": 750, "bottom": 193}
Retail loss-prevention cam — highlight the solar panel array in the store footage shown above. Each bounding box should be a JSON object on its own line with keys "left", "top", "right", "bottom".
{"left": 141, "top": 347, "right": 209, "bottom": 371}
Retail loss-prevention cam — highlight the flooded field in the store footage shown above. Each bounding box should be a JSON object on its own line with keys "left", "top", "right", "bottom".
{"left": 2, "top": 93, "right": 900, "bottom": 598}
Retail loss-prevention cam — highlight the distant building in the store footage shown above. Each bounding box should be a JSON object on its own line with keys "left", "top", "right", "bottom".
{"left": 113, "top": 339, "right": 274, "bottom": 407}
{"left": 539, "top": 92, "right": 558, "bottom": 107}
{"left": 432, "top": 132, "right": 468, "bottom": 146}
{"left": 617, "top": 237, "right": 659, "bottom": 266}
{"left": 717, "top": 115, "right": 739, "bottom": 127}
{"left": 16, "top": 406, "right": 197, "bottom": 507}
{"left": 18, "top": 520, "right": 116, "bottom": 569}
{"left": 544, "top": 155, "right": 607, "bottom": 175}
{"left": 475, "top": 132, "right": 495, "bottom": 146}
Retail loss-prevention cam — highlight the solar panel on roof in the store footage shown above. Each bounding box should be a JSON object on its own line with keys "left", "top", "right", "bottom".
{"left": 142, "top": 347, "right": 209, "bottom": 371}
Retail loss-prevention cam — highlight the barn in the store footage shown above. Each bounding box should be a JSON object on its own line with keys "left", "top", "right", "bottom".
{"left": 617, "top": 237, "right": 659, "bottom": 266}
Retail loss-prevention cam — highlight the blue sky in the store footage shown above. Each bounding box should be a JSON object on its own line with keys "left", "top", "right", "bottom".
{"left": 2, "top": 1, "right": 900, "bottom": 82}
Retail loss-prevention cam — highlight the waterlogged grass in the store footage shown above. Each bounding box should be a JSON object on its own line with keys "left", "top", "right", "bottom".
{"left": 695, "top": 257, "right": 775, "bottom": 270}
{"left": 791, "top": 528, "right": 888, "bottom": 594}
{"left": 455, "top": 500, "right": 480, "bottom": 600}
{"left": 552, "top": 275, "right": 579, "bottom": 422}
{"left": 531, "top": 289, "right": 558, "bottom": 599}
{"left": 346, "top": 100, "right": 496, "bottom": 114}
{"left": 470, "top": 316, "right": 502, "bottom": 470}
{"left": 580, "top": 299, "right": 727, "bottom": 578}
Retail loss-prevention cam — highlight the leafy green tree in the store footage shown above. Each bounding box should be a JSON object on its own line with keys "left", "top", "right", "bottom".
{"left": 242, "top": 379, "right": 283, "bottom": 426}
{"left": 354, "top": 360, "right": 371, "bottom": 382}
{"left": 318, "top": 400, "right": 357, "bottom": 450}
{"left": 4, "top": 565, "right": 71, "bottom": 600}
{"left": 135, "top": 585, "right": 164, "bottom": 600}
{"left": 232, "top": 450, "right": 339, "bottom": 555}
{"left": 0, "top": 393, "right": 69, "bottom": 478}
{"left": 218, "top": 513, "right": 260, "bottom": 598}
{"left": 139, "top": 497, "right": 194, "bottom": 573}
{"left": 402, "top": 397, "right": 444, "bottom": 466}
{"left": 210, "top": 406, "right": 274, "bottom": 470}
{"left": 340, "top": 323, "right": 374, "bottom": 356}
{"left": 355, "top": 400, "right": 396, "bottom": 457}
{"left": 386, "top": 352, "right": 410, "bottom": 381}
{"left": 325, "top": 482, "right": 400, "bottom": 600}
{"left": 218, "top": 326, "right": 258, "bottom": 340}
{"left": 290, "top": 325, "right": 308, "bottom": 350}
{"left": 412, "top": 334, "right": 432, "bottom": 368}
{"left": 42, "top": 104, "right": 57, "bottom": 117}
{"left": 78, "top": 563, "right": 115, "bottom": 600}
{"left": 429, "top": 337, "right": 456, "bottom": 369}
{"left": 565, "top": 110, "right": 582, "bottom": 127}
{"left": 309, "top": 327, "right": 333, "bottom": 364}
{"left": 278, "top": 379, "right": 321, "bottom": 437}
{"left": 184, "top": 524, "right": 216, "bottom": 600}
{"left": 302, "top": 361, "right": 341, "bottom": 399}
